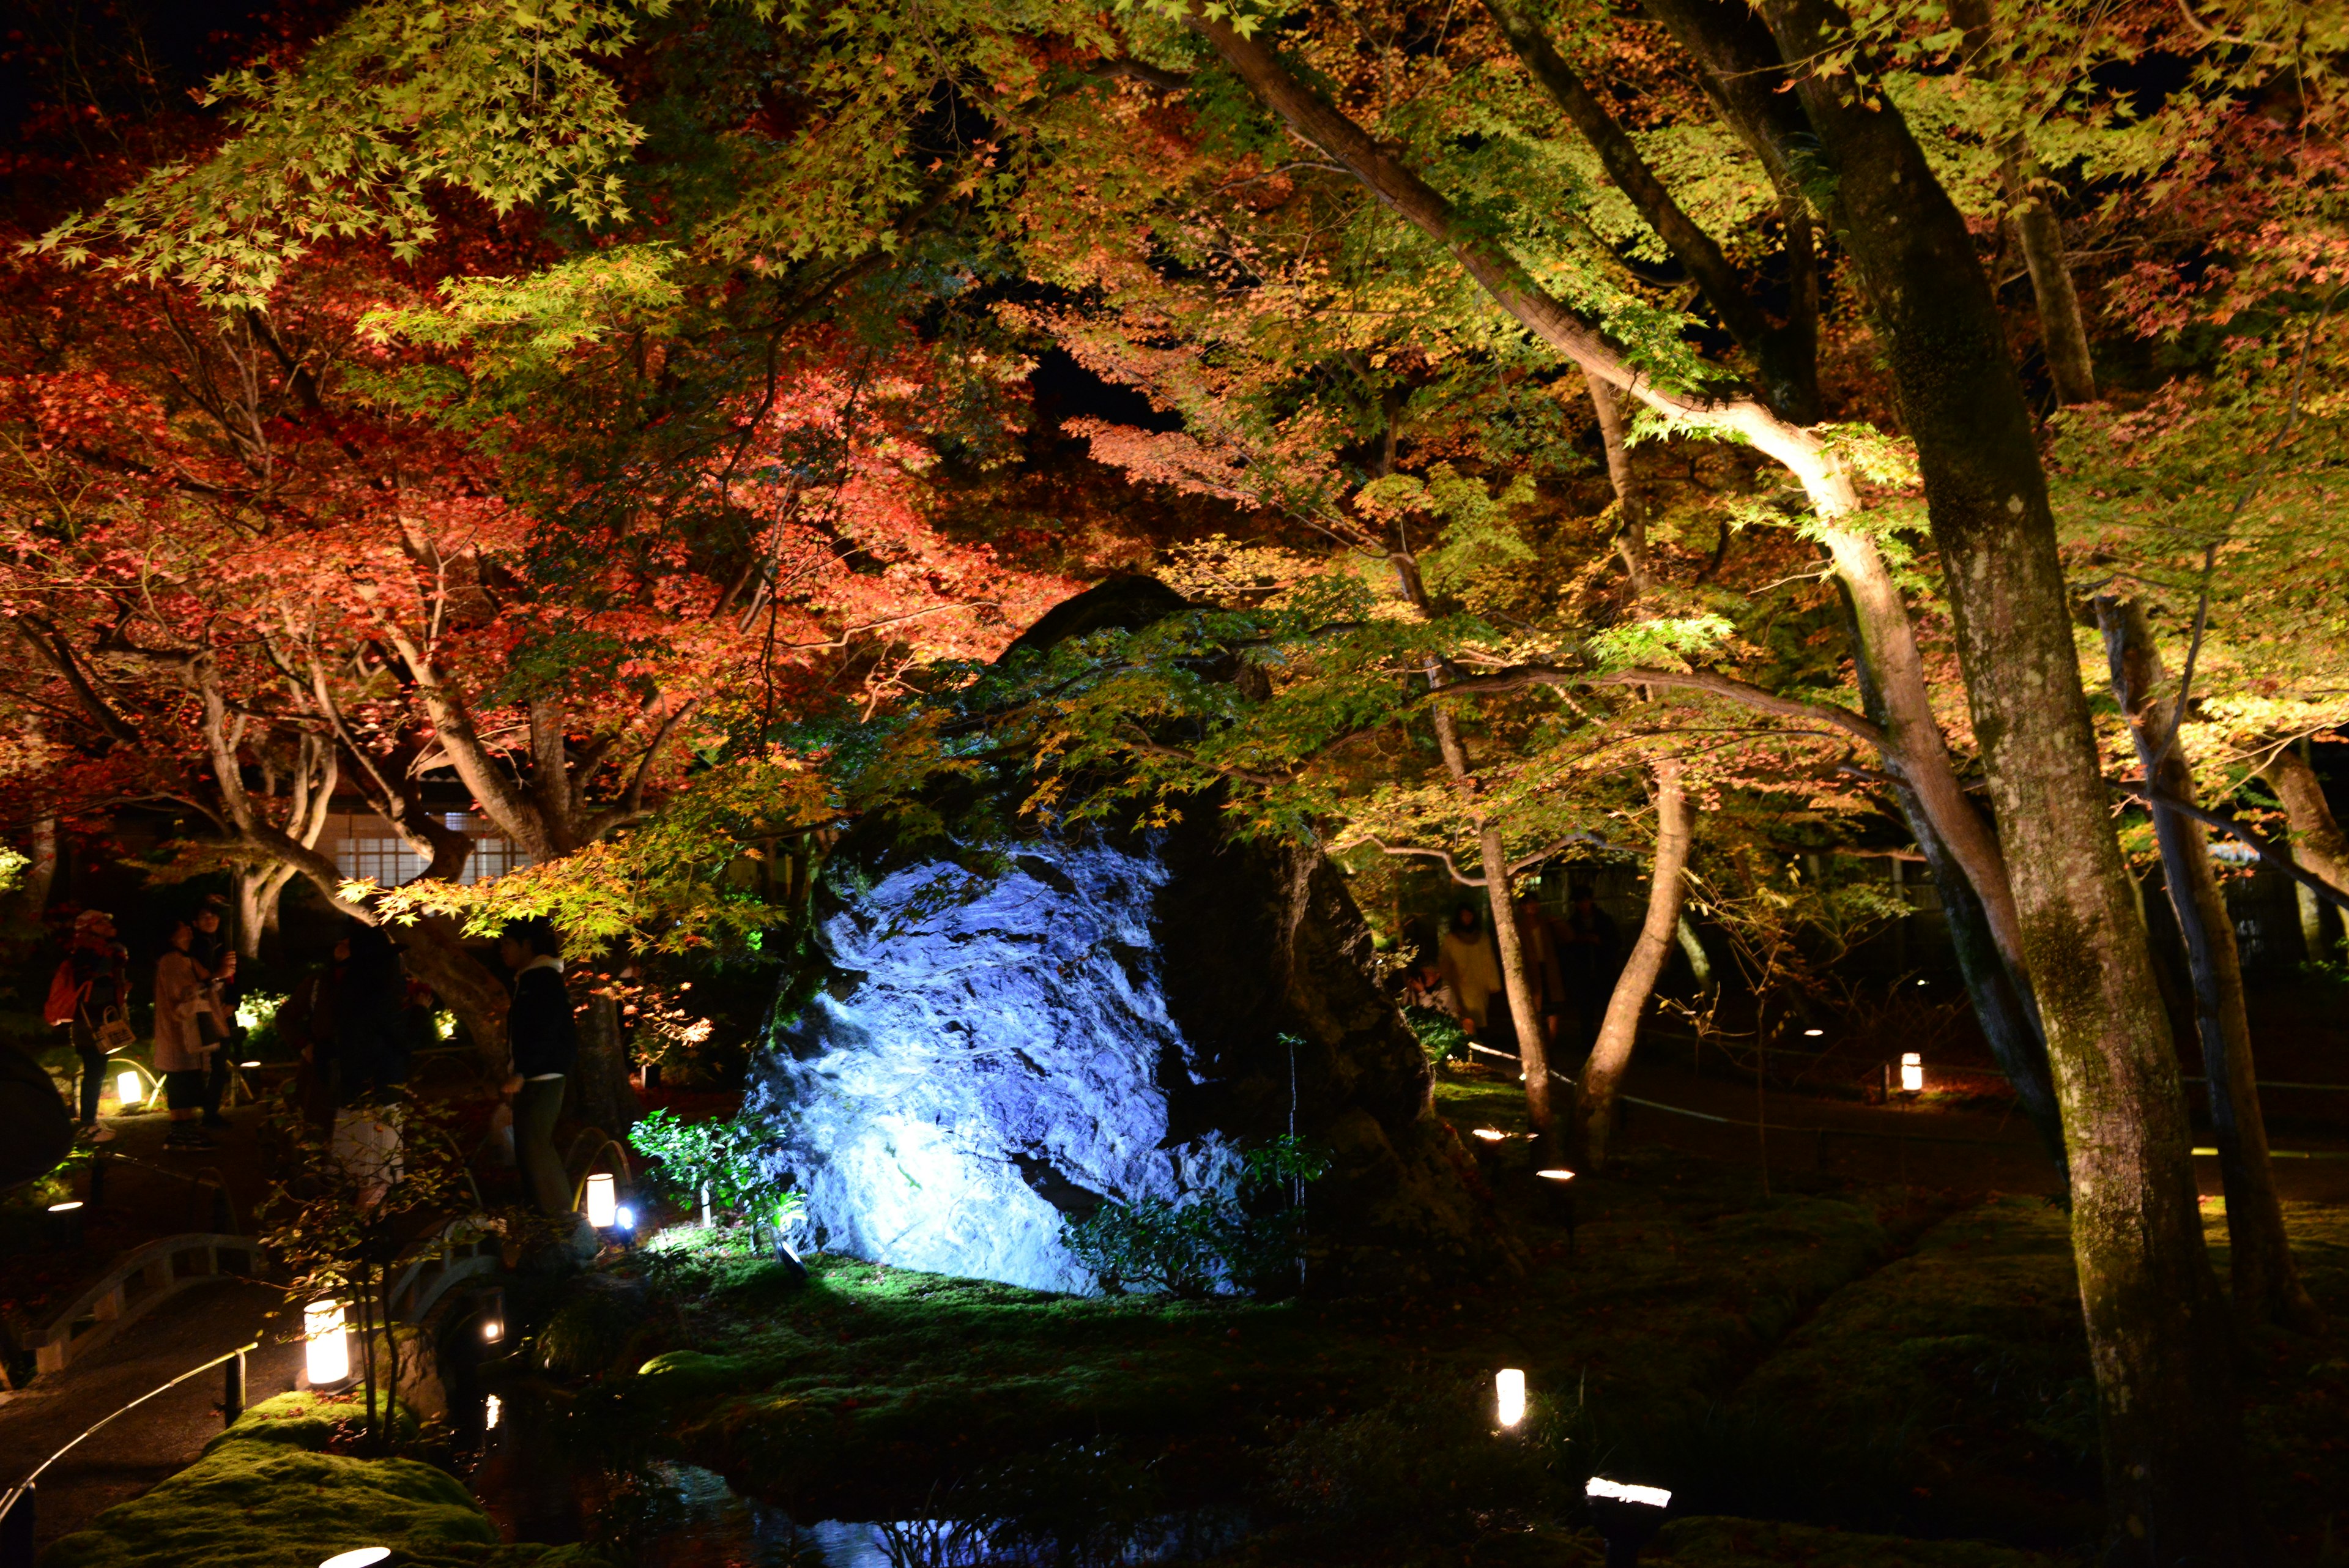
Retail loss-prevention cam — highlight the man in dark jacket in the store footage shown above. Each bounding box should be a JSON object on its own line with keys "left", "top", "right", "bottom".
{"left": 499, "top": 918, "right": 577, "bottom": 1216}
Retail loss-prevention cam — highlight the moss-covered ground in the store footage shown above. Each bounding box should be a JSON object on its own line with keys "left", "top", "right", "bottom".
{"left": 516, "top": 1077, "right": 2349, "bottom": 1566}
{"left": 37, "top": 1393, "right": 603, "bottom": 1568}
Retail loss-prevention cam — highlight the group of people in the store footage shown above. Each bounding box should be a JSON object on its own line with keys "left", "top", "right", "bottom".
{"left": 56, "top": 897, "right": 247, "bottom": 1151}
{"left": 1406, "top": 888, "right": 1622, "bottom": 1064}
{"left": 52, "top": 899, "right": 580, "bottom": 1217}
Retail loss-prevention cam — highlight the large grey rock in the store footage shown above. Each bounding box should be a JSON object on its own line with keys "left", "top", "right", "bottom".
{"left": 752, "top": 581, "right": 1503, "bottom": 1296}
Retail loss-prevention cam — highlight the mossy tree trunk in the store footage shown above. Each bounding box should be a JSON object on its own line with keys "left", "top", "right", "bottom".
{"left": 1737, "top": 0, "right": 2252, "bottom": 1555}
{"left": 1579, "top": 759, "right": 1692, "bottom": 1165}
{"left": 2098, "top": 597, "right": 2322, "bottom": 1332}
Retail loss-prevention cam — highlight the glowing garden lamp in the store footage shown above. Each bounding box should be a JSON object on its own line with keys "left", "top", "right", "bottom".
{"left": 583, "top": 1172, "right": 617, "bottom": 1228}
{"left": 1586, "top": 1476, "right": 1672, "bottom": 1566}
{"left": 478, "top": 1287, "right": 505, "bottom": 1346}
{"left": 1535, "top": 1168, "right": 1576, "bottom": 1184}
{"left": 116, "top": 1068, "right": 143, "bottom": 1107}
{"left": 1495, "top": 1368, "right": 1527, "bottom": 1428}
{"left": 318, "top": 1549, "right": 392, "bottom": 1568}
{"left": 614, "top": 1204, "right": 636, "bottom": 1233}
{"left": 1472, "top": 1128, "right": 1506, "bottom": 1143}
{"left": 484, "top": 1393, "right": 503, "bottom": 1430}
{"left": 46, "top": 1200, "right": 84, "bottom": 1247}
{"left": 1803, "top": 1028, "right": 1824, "bottom": 1038}
{"left": 303, "top": 1299, "right": 351, "bottom": 1388}
{"left": 1900, "top": 1052, "right": 1924, "bottom": 1093}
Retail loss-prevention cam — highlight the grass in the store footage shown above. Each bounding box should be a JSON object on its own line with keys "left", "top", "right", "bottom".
{"left": 512, "top": 1077, "right": 2349, "bottom": 1564}
{"left": 37, "top": 1393, "right": 601, "bottom": 1568}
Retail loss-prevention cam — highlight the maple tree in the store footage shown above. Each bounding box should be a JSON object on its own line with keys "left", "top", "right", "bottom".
{"left": 7, "top": 0, "right": 2348, "bottom": 1555}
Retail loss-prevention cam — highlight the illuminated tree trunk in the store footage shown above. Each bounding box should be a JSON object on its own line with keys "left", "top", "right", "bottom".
{"left": 1836, "top": 585, "right": 2066, "bottom": 1177}
{"left": 571, "top": 987, "right": 639, "bottom": 1135}
{"left": 1579, "top": 759, "right": 1692, "bottom": 1165}
{"left": 1583, "top": 371, "right": 1654, "bottom": 596}
{"left": 2099, "top": 598, "right": 2321, "bottom": 1332}
{"left": 1746, "top": 0, "right": 2251, "bottom": 1550}
{"left": 1946, "top": 0, "right": 2097, "bottom": 404}
{"left": 2262, "top": 742, "right": 2347, "bottom": 961}
{"left": 1479, "top": 819, "right": 1554, "bottom": 1143}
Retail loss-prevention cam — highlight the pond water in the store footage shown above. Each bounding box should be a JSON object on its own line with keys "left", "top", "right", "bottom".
{"left": 469, "top": 1389, "right": 1245, "bottom": 1567}
{"left": 629, "top": 1463, "right": 1245, "bottom": 1568}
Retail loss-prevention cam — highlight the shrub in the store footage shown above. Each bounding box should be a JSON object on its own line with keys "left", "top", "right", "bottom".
{"left": 626, "top": 1108, "right": 804, "bottom": 1233}
{"left": 1405, "top": 1006, "right": 1471, "bottom": 1065}
{"left": 1061, "top": 1134, "right": 1330, "bottom": 1298}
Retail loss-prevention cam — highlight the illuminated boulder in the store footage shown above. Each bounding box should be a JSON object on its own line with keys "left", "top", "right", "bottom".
{"left": 754, "top": 581, "right": 1501, "bottom": 1296}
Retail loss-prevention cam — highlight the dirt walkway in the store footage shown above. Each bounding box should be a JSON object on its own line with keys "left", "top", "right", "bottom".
{"left": 0, "top": 1275, "right": 304, "bottom": 1554}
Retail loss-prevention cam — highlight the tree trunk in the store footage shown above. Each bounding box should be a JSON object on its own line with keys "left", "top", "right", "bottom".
{"left": 1746, "top": 0, "right": 2252, "bottom": 1555}
{"left": 1579, "top": 759, "right": 1693, "bottom": 1165}
{"left": 1835, "top": 582, "right": 2066, "bottom": 1178}
{"left": 2260, "top": 740, "right": 2349, "bottom": 904}
{"left": 395, "top": 918, "right": 512, "bottom": 1074}
{"left": 1584, "top": 371, "right": 1655, "bottom": 596}
{"left": 20, "top": 815, "right": 57, "bottom": 918}
{"left": 1479, "top": 819, "right": 1556, "bottom": 1140}
{"left": 2005, "top": 147, "right": 2097, "bottom": 405}
{"left": 570, "top": 986, "right": 639, "bottom": 1136}
{"left": 1675, "top": 915, "right": 1713, "bottom": 991}
{"left": 2099, "top": 598, "right": 2321, "bottom": 1332}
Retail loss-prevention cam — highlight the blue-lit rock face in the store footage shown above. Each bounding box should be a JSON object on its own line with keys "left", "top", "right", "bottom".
{"left": 757, "top": 812, "right": 1500, "bottom": 1295}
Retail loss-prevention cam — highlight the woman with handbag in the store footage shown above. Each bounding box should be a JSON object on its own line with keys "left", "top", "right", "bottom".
{"left": 154, "top": 919, "right": 217, "bottom": 1151}
{"left": 54, "top": 908, "right": 131, "bottom": 1142}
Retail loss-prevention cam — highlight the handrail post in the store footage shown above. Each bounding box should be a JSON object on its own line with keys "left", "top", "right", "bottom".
{"left": 222, "top": 1348, "right": 245, "bottom": 1426}
{"left": 0, "top": 1484, "right": 31, "bottom": 1568}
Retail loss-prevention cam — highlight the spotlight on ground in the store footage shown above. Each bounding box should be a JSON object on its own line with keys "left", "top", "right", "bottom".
{"left": 318, "top": 1548, "right": 393, "bottom": 1568}
{"left": 1586, "top": 1476, "right": 1671, "bottom": 1566}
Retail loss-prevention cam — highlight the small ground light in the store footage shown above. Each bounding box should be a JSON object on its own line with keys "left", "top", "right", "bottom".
{"left": 484, "top": 1393, "right": 503, "bottom": 1430}
{"left": 1472, "top": 1128, "right": 1506, "bottom": 1142}
{"left": 1586, "top": 1476, "right": 1672, "bottom": 1567}
{"left": 1495, "top": 1368, "right": 1527, "bottom": 1427}
{"left": 46, "top": 1200, "right": 84, "bottom": 1246}
{"left": 116, "top": 1069, "right": 142, "bottom": 1107}
{"left": 318, "top": 1549, "right": 393, "bottom": 1568}
{"left": 1900, "top": 1052, "right": 1924, "bottom": 1093}
{"left": 304, "top": 1299, "right": 350, "bottom": 1387}
{"left": 239, "top": 1058, "right": 261, "bottom": 1068}
{"left": 1535, "top": 1168, "right": 1575, "bottom": 1183}
{"left": 584, "top": 1171, "right": 617, "bottom": 1228}
{"left": 1803, "top": 1028, "right": 1824, "bottom": 1037}
{"left": 614, "top": 1204, "right": 636, "bottom": 1232}
{"left": 479, "top": 1285, "right": 505, "bottom": 1345}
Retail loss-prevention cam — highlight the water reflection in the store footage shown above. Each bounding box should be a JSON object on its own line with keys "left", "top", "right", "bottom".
{"left": 629, "top": 1462, "right": 1242, "bottom": 1568}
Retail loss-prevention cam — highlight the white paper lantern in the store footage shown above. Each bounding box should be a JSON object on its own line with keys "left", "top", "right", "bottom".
{"left": 1495, "top": 1367, "right": 1526, "bottom": 1428}
{"left": 1900, "top": 1052, "right": 1924, "bottom": 1093}
{"left": 116, "top": 1069, "right": 143, "bottom": 1107}
{"left": 584, "top": 1172, "right": 617, "bottom": 1228}
{"left": 304, "top": 1299, "right": 350, "bottom": 1387}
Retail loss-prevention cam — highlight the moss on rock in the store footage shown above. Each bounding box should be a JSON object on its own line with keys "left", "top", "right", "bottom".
{"left": 38, "top": 1394, "right": 597, "bottom": 1568}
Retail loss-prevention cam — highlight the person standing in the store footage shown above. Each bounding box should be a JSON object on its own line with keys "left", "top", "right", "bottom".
{"left": 280, "top": 931, "right": 350, "bottom": 1131}
{"left": 500, "top": 918, "right": 576, "bottom": 1217}
{"left": 1515, "top": 893, "right": 1567, "bottom": 1047}
{"left": 1437, "top": 904, "right": 1504, "bottom": 1035}
{"left": 154, "top": 920, "right": 217, "bottom": 1151}
{"left": 335, "top": 926, "right": 412, "bottom": 1104}
{"left": 53, "top": 910, "right": 129, "bottom": 1142}
{"left": 1558, "top": 885, "right": 1622, "bottom": 1060}
{"left": 189, "top": 897, "right": 237, "bottom": 1127}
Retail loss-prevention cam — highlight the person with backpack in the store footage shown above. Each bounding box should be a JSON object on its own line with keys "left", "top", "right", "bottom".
{"left": 48, "top": 909, "right": 130, "bottom": 1142}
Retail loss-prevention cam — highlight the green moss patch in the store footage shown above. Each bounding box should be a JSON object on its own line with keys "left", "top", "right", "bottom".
{"left": 39, "top": 1394, "right": 595, "bottom": 1568}
{"left": 1652, "top": 1517, "right": 2075, "bottom": 1566}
